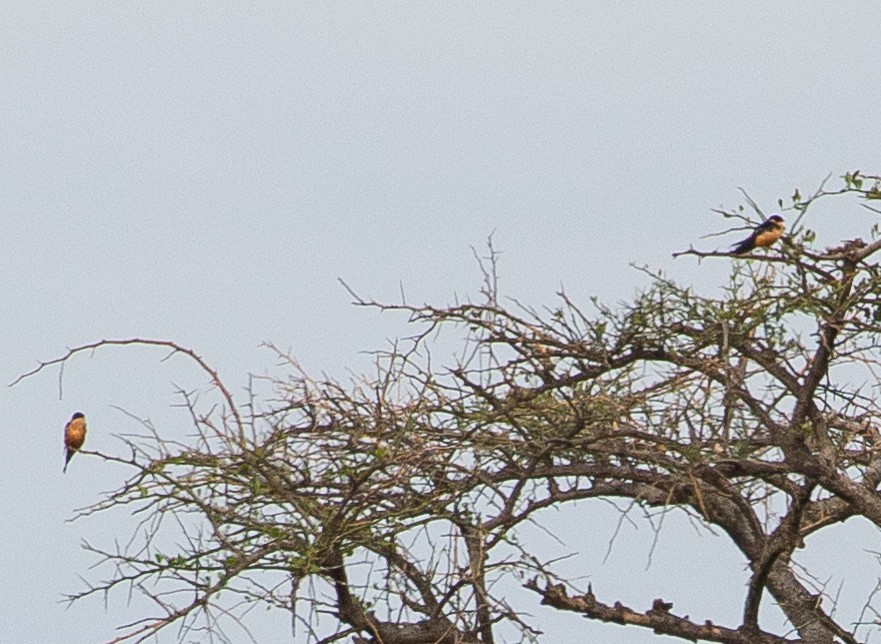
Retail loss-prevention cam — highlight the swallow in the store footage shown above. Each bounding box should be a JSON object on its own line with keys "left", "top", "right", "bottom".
{"left": 63, "top": 412, "right": 87, "bottom": 473}
{"left": 731, "top": 215, "right": 785, "bottom": 255}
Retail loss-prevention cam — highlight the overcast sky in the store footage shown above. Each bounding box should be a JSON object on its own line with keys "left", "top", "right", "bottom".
{"left": 2, "top": 4, "right": 881, "bottom": 643}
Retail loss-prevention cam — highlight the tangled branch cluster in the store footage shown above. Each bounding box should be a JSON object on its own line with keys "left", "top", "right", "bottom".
{"left": 24, "top": 172, "right": 881, "bottom": 643}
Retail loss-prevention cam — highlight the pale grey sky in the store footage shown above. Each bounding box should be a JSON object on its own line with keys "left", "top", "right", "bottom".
{"left": 2, "top": 4, "right": 880, "bottom": 643}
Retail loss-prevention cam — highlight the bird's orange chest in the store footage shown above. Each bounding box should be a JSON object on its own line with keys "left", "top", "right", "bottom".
{"left": 754, "top": 226, "right": 783, "bottom": 248}
{"left": 65, "top": 419, "right": 87, "bottom": 450}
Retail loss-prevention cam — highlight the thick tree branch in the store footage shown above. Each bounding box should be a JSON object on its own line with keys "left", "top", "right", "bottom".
{"left": 525, "top": 581, "right": 796, "bottom": 644}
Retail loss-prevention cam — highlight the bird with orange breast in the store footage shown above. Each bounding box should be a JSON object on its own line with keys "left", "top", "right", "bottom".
{"left": 63, "top": 412, "right": 87, "bottom": 473}
{"left": 731, "top": 215, "right": 785, "bottom": 255}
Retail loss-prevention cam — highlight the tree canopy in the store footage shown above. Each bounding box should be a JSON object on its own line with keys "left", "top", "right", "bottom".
{"left": 24, "top": 172, "right": 881, "bottom": 643}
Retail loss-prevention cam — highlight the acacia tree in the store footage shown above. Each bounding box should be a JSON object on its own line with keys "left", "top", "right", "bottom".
{"left": 22, "top": 172, "right": 881, "bottom": 643}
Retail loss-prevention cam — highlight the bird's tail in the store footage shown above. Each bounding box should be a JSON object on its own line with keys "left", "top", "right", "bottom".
{"left": 731, "top": 240, "right": 752, "bottom": 255}
{"left": 63, "top": 451, "right": 73, "bottom": 473}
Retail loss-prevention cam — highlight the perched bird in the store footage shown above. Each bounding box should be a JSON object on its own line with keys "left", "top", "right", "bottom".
{"left": 731, "top": 215, "right": 785, "bottom": 255}
{"left": 63, "top": 412, "right": 87, "bottom": 473}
